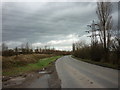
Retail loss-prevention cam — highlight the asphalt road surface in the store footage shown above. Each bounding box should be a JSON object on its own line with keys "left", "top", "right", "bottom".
{"left": 55, "top": 55, "right": 118, "bottom": 88}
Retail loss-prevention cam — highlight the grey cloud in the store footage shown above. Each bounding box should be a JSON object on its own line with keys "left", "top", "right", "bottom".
{"left": 2, "top": 2, "right": 118, "bottom": 50}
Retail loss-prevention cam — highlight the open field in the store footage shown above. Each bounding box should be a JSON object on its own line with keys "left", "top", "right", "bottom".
{"left": 2, "top": 54, "right": 54, "bottom": 69}
{"left": 2, "top": 54, "right": 61, "bottom": 76}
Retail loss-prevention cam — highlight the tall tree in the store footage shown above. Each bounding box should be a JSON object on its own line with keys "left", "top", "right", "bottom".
{"left": 96, "top": 1, "right": 112, "bottom": 61}
{"left": 96, "top": 2, "right": 112, "bottom": 49}
{"left": 25, "top": 42, "right": 30, "bottom": 54}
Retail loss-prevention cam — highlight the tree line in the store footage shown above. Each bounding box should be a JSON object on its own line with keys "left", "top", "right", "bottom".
{"left": 72, "top": 2, "right": 120, "bottom": 65}
{"left": 1, "top": 42, "right": 71, "bottom": 56}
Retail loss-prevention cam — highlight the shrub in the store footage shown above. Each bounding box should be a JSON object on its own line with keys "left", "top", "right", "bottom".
{"left": 90, "top": 45, "right": 104, "bottom": 61}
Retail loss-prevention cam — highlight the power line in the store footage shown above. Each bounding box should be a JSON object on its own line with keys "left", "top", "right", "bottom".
{"left": 86, "top": 20, "right": 100, "bottom": 45}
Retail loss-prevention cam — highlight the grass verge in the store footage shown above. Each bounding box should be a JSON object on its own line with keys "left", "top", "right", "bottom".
{"left": 72, "top": 56, "right": 119, "bottom": 70}
{"left": 2, "top": 54, "right": 55, "bottom": 69}
{"left": 3, "top": 56, "right": 61, "bottom": 76}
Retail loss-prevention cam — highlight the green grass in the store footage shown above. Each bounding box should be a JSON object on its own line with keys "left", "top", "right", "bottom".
{"left": 72, "top": 56, "right": 118, "bottom": 70}
{"left": 3, "top": 56, "right": 61, "bottom": 76}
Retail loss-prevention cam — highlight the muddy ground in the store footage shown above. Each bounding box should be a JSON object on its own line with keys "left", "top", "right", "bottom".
{"left": 2, "top": 62, "right": 61, "bottom": 88}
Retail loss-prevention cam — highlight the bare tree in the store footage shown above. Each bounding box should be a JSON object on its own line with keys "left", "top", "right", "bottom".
{"left": 2, "top": 43, "right": 8, "bottom": 56}
{"left": 2, "top": 43, "right": 8, "bottom": 51}
{"left": 21, "top": 44, "right": 25, "bottom": 54}
{"left": 25, "top": 42, "right": 30, "bottom": 54}
{"left": 96, "top": 2, "right": 112, "bottom": 50}
{"left": 15, "top": 47, "right": 18, "bottom": 56}
{"left": 96, "top": 1, "right": 113, "bottom": 61}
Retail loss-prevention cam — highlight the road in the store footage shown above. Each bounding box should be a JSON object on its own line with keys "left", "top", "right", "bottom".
{"left": 55, "top": 55, "right": 118, "bottom": 88}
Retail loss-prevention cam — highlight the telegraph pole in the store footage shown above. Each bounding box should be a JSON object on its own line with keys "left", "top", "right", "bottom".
{"left": 86, "top": 20, "right": 99, "bottom": 46}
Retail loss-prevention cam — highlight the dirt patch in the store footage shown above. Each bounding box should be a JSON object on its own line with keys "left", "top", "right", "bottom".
{"left": 47, "top": 62, "right": 61, "bottom": 88}
{"left": 2, "top": 72, "right": 41, "bottom": 88}
{"left": 2, "top": 60, "right": 61, "bottom": 88}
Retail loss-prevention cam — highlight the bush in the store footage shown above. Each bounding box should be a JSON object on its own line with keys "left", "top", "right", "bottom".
{"left": 73, "top": 41, "right": 104, "bottom": 62}
{"left": 109, "top": 52, "right": 119, "bottom": 65}
{"left": 90, "top": 45, "right": 104, "bottom": 61}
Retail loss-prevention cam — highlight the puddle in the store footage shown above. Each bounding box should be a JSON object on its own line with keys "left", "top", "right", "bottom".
{"left": 39, "top": 71, "right": 48, "bottom": 74}
{"left": 27, "top": 74, "right": 50, "bottom": 88}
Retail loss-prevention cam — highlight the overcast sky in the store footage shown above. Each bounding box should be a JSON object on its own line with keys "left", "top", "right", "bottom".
{"left": 2, "top": 2, "right": 118, "bottom": 50}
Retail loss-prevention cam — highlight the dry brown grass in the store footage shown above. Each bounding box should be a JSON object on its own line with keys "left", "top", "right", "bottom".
{"left": 2, "top": 54, "right": 54, "bottom": 69}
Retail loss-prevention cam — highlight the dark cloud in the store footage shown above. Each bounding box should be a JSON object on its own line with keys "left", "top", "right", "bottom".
{"left": 2, "top": 2, "right": 118, "bottom": 50}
